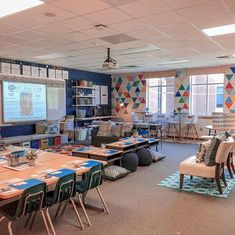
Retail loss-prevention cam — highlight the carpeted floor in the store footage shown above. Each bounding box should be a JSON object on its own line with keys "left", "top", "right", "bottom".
{"left": 2, "top": 142, "right": 235, "bottom": 235}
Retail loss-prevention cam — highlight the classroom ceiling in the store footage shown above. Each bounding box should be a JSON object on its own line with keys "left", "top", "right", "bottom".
{"left": 1, "top": 0, "right": 235, "bottom": 74}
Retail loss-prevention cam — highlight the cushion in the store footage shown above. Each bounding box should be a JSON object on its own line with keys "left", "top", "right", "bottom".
{"left": 136, "top": 148, "right": 153, "bottom": 166}
{"left": 122, "top": 153, "right": 139, "bottom": 172}
{"left": 150, "top": 151, "right": 166, "bottom": 162}
{"left": 225, "top": 129, "right": 235, "bottom": 138}
{"left": 97, "top": 121, "right": 113, "bottom": 136}
{"left": 35, "top": 123, "right": 46, "bottom": 134}
{"left": 120, "top": 123, "right": 133, "bottom": 137}
{"left": 204, "top": 134, "right": 227, "bottom": 166}
{"left": 111, "top": 124, "right": 121, "bottom": 137}
{"left": 195, "top": 140, "right": 211, "bottom": 163}
{"left": 104, "top": 165, "right": 130, "bottom": 181}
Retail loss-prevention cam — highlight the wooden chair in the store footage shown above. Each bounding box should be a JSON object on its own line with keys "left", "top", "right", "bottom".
{"left": 179, "top": 137, "right": 234, "bottom": 194}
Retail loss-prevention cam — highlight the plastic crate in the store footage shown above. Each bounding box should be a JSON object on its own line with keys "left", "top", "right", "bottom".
{"left": 40, "top": 138, "right": 48, "bottom": 149}
{"left": 53, "top": 136, "right": 61, "bottom": 146}
{"left": 21, "top": 141, "right": 31, "bottom": 148}
{"left": 48, "top": 138, "right": 54, "bottom": 147}
{"left": 30, "top": 140, "right": 40, "bottom": 149}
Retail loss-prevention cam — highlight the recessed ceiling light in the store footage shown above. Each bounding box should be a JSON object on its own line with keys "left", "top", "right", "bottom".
{"left": 158, "top": 60, "right": 190, "bottom": 65}
{"left": 202, "top": 24, "right": 235, "bottom": 37}
{"left": 0, "top": 0, "right": 44, "bottom": 18}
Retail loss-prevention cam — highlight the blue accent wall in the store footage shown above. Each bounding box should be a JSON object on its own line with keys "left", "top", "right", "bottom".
{"left": 0, "top": 59, "right": 111, "bottom": 137}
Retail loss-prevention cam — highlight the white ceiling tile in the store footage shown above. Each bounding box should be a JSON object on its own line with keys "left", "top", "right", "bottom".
{"left": 141, "top": 12, "right": 185, "bottom": 28}
{"left": 164, "top": 0, "right": 211, "bottom": 10}
{"left": 60, "top": 32, "right": 92, "bottom": 42}
{"left": 32, "top": 24, "right": 73, "bottom": 36}
{"left": 0, "top": 35, "right": 27, "bottom": 45}
{"left": 177, "top": 1, "right": 230, "bottom": 21}
{"left": 13, "top": 30, "right": 45, "bottom": 41}
{"left": 59, "top": 16, "right": 95, "bottom": 31}
{"left": 192, "top": 14, "right": 235, "bottom": 29}
{"left": 81, "top": 27, "right": 119, "bottom": 38}
{"left": 85, "top": 7, "right": 132, "bottom": 25}
{"left": 223, "top": 0, "right": 235, "bottom": 13}
{"left": 51, "top": 0, "right": 111, "bottom": 15}
{"left": 110, "top": 19, "right": 149, "bottom": 33}
{"left": 119, "top": 0, "right": 171, "bottom": 18}
{"left": 0, "top": 23, "right": 23, "bottom": 35}
{"left": 126, "top": 29, "right": 164, "bottom": 39}
{"left": 1, "top": 15, "right": 44, "bottom": 29}
{"left": 159, "top": 23, "right": 195, "bottom": 35}
{"left": 102, "top": 0, "right": 136, "bottom": 6}
{"left": 25, "top": 3, "right": 76, "bottom": 23}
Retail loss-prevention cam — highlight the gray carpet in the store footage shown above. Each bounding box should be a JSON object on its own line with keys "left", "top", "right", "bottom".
{"left": 2, "top": 143, "right": 235, "bottom": 235}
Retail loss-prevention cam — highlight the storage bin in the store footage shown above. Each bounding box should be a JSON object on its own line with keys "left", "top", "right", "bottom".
{"left": 30, "top": 140, "right": 40, "bottom": 149}
{"left": 48, "top": 138, "right": 54, "bottom": 147}
{"left": 40, "top": 138, "right": 48, "bottom": 149}
{"left": 75, "top": 128, "right": 88, "bottom": 141}
{"left": 53, "top": 136, "right": 61, "bottom": 146}
{"left": 21, "top": 141, "right": 31, "bottom": 148}
{"left": 61, "top": 134, "right": 68, "bottom": 144}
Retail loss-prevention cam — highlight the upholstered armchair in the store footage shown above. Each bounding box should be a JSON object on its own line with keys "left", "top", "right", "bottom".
{"left": 179, "top": 137, "right": 234, "bottom": 194}
{"left": 227, "top": 134, "right": 235, "bottom": 179}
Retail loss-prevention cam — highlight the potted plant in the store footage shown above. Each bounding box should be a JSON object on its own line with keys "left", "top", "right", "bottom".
{"left": 25, "top": 150, "right": 39, "bottom": 166}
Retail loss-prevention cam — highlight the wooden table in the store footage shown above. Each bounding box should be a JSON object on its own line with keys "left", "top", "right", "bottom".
{"left": 205, "top": 125, "right": 234, "bottom": 136}
{"left": 0, "top": 151, "right": 106, "bottom": 204}
{"left": 72, "top": 146, "right": 123, "bottom": 164}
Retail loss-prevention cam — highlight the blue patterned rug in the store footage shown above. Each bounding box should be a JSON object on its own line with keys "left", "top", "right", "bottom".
{"left": 158, "top": 171, "right": 235, "bottom": 198}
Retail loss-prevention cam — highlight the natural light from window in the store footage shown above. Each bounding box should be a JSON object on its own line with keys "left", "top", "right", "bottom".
{"left": 189, "top": 74, "right": 224, "bottom": 116}
{"left": 146, "top": 77, "right": 174, "bottom": 114}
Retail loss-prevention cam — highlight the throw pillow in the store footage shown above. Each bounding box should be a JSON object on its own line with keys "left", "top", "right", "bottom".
{"left": 97, "top": 121, "right": 113, "bottom": 136}
{"left": 204, "top": 134, "right": 227, "bottom": 166}
{"left": 111, "top": 124, "right": 121, "bottom": 137}
{"left": 225, "top": 129, "right": 235, "bottom": 138}
{"left": 150, "top": 151, "right": 166, "bottom": 162}
{"left": 195, "top": 140, "right": 211, "bottom": 163}
{"left": 121, "top": 123, "right": 133, "bottom": 137}
{"left": 104, "top": 165, "right": 130, "bottom": 181}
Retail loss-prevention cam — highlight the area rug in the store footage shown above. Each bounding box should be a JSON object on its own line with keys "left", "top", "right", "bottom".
{"left": 158, "top": 171, "right": 235, "bottom": 198}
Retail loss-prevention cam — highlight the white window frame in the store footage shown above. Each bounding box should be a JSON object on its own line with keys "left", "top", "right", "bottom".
{"left": 189, "top": 74, "right": 224, "bottom": 116}
{"left": 146, "top": 77, "right": 174, "bottom": 114}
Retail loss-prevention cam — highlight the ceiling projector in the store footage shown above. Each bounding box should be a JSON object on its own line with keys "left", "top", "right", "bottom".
{"left": 102, "top": 48, "right": 118, "bottom": 69}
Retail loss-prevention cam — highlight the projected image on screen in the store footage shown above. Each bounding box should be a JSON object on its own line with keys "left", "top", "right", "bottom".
{"left": 3, "top": 81, "right": 47, "bottom": 123}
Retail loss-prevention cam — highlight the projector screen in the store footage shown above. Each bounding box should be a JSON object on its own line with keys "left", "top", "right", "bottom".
{"left": 3, "top": 81, "right": 47, "bottom": 123}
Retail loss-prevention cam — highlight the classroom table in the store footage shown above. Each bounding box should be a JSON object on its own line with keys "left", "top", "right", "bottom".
{"left": 0, "top": 150, "right": 106, "bottom": 206}
{"left": 72, "top": 146, "right": 123, "bottom": 164}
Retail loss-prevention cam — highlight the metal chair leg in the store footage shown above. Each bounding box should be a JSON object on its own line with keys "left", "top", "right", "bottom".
{"left": 54, "top": 202, "right": 63, "bottom": 219}
{"left": 40, "top": 210, "right": 51, "bottom": 235}
{"left": 59, "top": 201, "right": 68, "bottom": 218}
{"left": 78, "top": 194, "right": 91, "bottom": 226}
{"left": 28, "top": 211, "right": 38, "bottom": 231}
{"left": 69, "top": 198, "right": 84, "bottom": 230}
{"left": 96, "top": 187, "right": 110, "bottom": 214}
{"left": 46, "top": 208, "right": 56, "bottom": 235}
{"left": 8, "top": 221, "right": 13, "bottom": 235}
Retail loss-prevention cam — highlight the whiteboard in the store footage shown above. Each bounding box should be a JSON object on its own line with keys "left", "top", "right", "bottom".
{"left": 47, "top": 86, "right": 66, "bottom": 120}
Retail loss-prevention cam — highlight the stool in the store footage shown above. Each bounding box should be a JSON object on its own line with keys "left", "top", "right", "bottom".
{"left": 167, "top": 122, "right": 179, "bottom": 141}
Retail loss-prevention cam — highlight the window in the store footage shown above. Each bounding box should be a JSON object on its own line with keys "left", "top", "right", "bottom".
{"left": 146, "top": 77, "right": 174, "bottom": 113}
{"left": 190, "top": 74, "right": 224, "bottom": 115}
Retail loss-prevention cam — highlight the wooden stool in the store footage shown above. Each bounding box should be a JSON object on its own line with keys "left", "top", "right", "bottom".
{"left": 186, "top": 123, "right": 199, "bottom": 140}
{"left": 167, "top": 122, "right": 179, "bottom": 141}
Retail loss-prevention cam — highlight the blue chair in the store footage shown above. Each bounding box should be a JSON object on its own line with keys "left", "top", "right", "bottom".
{"left": 75, "top": 163, "right": 110, "bottom": 226}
